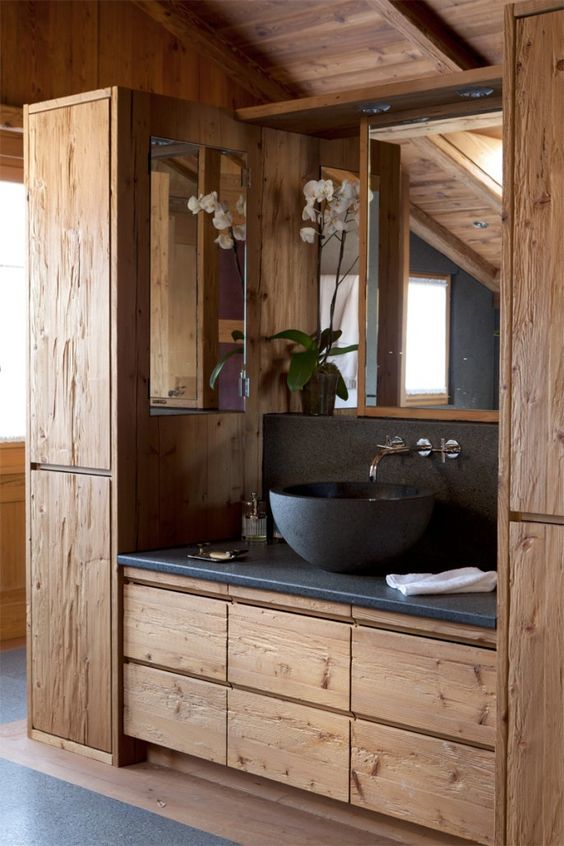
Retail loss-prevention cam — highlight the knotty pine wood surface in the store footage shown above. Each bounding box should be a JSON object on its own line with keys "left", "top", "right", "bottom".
{"left": 29, "top": 470, "right": 111, "bottom": 752}
{"left": 351, "top": 719, "right": 494, "bottom": 845}
{"left": 352, "top": 626, "right": 496, "bottom": 748}
{"left": 124, "top": 663, "right": 227, "bottom": 765}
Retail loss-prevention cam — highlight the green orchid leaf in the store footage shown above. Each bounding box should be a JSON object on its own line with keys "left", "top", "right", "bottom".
{"left": 268, "top": 329, "right": 316, "bottom": 350}
{"left": 318, "top": 328, "right": 342, "bottom": 353}
{"left": 231, "top": 329, "right": 244, "bottom": 342}
{"left": 287, "top": 348, "right": 319, "bottom": 392}
{"left": 209, "top": 347, "right": 243, "bottom": 389}
{"left": 335, "top": 370, "right": 349, "bottom": 401}
{"left": 326, "top": 343, "right": 359, "bottom": 357}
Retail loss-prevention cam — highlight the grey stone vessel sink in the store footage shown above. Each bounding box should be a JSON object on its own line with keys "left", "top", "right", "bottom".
{"left": 269, "top": 482, "right": 435, "bottom": 575}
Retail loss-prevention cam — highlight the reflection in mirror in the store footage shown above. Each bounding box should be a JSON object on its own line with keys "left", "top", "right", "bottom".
{"left": 150, "top": 137, "right": 246, "bottom": 411}
{"left": 365, "top": 114, "right": 501, "bottom": 412}
{"left": 319, "top": 167, "right": 360, "bottom": 409}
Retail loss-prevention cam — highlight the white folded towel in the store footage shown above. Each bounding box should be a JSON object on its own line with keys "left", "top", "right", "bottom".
{"left": 386, "top": 567, "right": 497, "bottom": 596}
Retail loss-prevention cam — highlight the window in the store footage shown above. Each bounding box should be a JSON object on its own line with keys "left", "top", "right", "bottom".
{"left": 0, "top": 180, "right": 26, "bottom": 439}
{"left": 404, "top": 272, "right": 450, "bottom": 406}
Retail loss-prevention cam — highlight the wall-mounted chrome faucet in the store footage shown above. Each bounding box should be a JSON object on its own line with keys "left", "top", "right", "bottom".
{"left": 369, "top": 435, "right": 411, "bottom": 482}
{"left": 369, "top": 435, "right": 462, "bottom": 481}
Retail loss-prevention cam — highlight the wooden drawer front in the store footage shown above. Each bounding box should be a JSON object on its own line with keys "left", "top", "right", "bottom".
{"left": 229, "top": 603, "right": 350, "bottom": 709}
{"left": 351, "top": 720, "right": 494, "bottom": 845}
{"left": 124, "top": 583, "right": 227, "bottom": 680}
{"left": 124, "top": 663, "right": 226, "bottom": 764}
{"left": 352, "top": 626, "right": 496, "bottom": 747}
{"left": 228, "top": 689, "right": 350, "bottom": 801}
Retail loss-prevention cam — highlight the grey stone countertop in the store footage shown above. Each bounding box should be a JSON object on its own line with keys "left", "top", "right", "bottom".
{"left": 118, "top": 542, "right": 496, "bottom": 629}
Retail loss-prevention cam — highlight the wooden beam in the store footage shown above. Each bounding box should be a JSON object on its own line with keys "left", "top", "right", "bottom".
{"left": 369, "top": 107, "right": 502, "bottom": 143}
{"left": 410, "top": 204, "right": 500, "bottom": 292}
{"left": 366, "top": 0, "right": 486, "bottom": 74}
{"left": 0, "top": 103, "right": 23, "bottom": 132}
{"left": 410, "top": 134, "right": 502, "bottom": 214}
{"left": 130, "top": 0, "right": 292, "bottom": 103}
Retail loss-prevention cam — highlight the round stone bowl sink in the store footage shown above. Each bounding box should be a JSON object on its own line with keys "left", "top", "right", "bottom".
{"left": 269, "top": 482, "right": 435, "bottom": 575}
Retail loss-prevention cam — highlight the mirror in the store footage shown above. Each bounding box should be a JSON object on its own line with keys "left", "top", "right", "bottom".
{"left": 150, "top": 137, "right": 247, "bottom": 411}
{"left": 363, "top": 111, "right": 502, "bottom": 415}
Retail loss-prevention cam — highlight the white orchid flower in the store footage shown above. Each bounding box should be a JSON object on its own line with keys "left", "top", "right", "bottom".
{"left": 233, "top": 224, "right": 246, "bottom": 241}
{"left": 303, "top": 178, "right": 334, "bottom": 203}
{"left": 214, "top": 232, "right": 234, "bottom": 249}
{"left": 187, "top": 195, "right": 201, "bottom": 214}
{"left": 212, "top": 208, "right": 233, "bottom": 230}
{"left": 200, "top": 191, "right": 219, "bottom": 213}
{"left": 300, "top": 227, "right": 317, "bottom": 243}
{"left": 236, "top": 194, "right": 246, "bottom": 217}
{"left": 302, "top": 202, "right": 318, "bottom": 222}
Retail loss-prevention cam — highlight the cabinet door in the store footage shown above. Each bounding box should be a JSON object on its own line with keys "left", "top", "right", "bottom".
{"left": 28, "top": 97, "right": 111, "bottom": 470}
{"left": 352, "top": 626, "right": 496, "bottom": 747}
{"left": 509, "top": 10, "right": 564, "bottom": 517}
{"left": 30, "top": 470, "right": 111, "bottom": 752}
{"left": 228, "top": 688, "right": 349, "bottom": 801}
{"left": 229, "top": 602, "right": 350, "bottom": 709}
{"left": 351, "top": 720, "right": 494, "bottom": 845}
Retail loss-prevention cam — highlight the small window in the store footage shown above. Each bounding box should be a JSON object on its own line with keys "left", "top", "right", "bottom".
{"left": 0, "top": 180, "right": 26, "bottom": 439}
{"left": 404, "top": 272, "right": 450, "bottom": 406}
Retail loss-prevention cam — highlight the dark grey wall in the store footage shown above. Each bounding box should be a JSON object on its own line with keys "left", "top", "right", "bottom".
{"left": 410, "top": 233, "right": 499, "bottom": 410}
{"left": 263, "top": 414, "right": 498, "bottom": 571}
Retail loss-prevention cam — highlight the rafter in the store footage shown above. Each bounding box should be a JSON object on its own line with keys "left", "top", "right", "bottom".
{"left": 369, "top": 107, "right": 502, "bottom": 143}
{"left": 410, "top": 204, "right": 500, "bottom": 293}
{"left": 410, "top": 134, "right": 502, "bottom": 214}
{"left": 367, "top": 0, "right": 486, "bottom": 74}
{"left": 131, "top": 0, "right": 292, "bottom": 104}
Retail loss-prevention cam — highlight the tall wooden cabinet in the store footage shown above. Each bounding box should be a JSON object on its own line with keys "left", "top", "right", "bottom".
{"left": 499, "top": 4, "right": 564, "bottom": 844}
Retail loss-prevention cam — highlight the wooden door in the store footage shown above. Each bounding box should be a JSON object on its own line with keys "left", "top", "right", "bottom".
{"left": 27, "top": 96, "right": 111, "bottom": 471}
{"left": 30, "top": 470, "right": 111, "bottom": 752}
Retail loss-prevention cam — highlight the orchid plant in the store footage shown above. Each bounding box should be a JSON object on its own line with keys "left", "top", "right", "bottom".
{"left": 187, "top": 191, "right": 246, "bottom": 389}
{"left": 269, "top": 177, "right": 360, "bottom": 400}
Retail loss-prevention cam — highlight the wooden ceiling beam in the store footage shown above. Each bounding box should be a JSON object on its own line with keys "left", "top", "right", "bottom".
{"left": 367, "top": 0, "right": 487, "bottom": 74}
{"left": 369, "top": 106, "right": 502, "bottom": 143}
{"left": 131, "top": 0, "right": 292, "bottom": 103}
{"left": 410, "top": 204, "right": 500, "bottom": 292}
{"left": 410, "top": 134, "right": 502, "bottom": 214}
{"left": 0, "top": 103, "right": 23, "bottom": 132}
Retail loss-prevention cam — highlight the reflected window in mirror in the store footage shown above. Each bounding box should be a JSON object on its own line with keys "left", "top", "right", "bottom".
{"left": 404, "top": 273, "right": 450, "bottom": 407}
{"left": 150, "top": 137, "right": 247, "bottom": 412}
{"left": 364, "top": 113, "right": 501, "bottom": 415}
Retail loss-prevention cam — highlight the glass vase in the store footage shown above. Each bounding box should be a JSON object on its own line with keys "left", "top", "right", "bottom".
{"left": 300, "top": 370, "right": 339, "bottom": 416}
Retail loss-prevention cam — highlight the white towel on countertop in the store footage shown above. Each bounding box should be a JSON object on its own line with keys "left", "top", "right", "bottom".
{"left": 386, "top": 567, "right": 497, "bottom": 596}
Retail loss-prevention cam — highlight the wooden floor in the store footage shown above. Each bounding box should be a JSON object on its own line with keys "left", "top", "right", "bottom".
{"left": 0, "top": 711, "right": 477, "bottom": 846}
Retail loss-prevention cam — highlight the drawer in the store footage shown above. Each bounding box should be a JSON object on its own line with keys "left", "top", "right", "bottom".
{"left": 228, "top": 688, "right": 350, "bottom": 801}
{"left": 124, "top": 662, "right": 226, "bottom": 764}
{"left": 124, "top": 582, "right": 227, "bottom": 680}
{"left": 229, "top": 603, "right": 350, "bottom": 709}
{"left": 352, "top": 626, "right": 496, "bottom": 747}
{"left": 351, "top": 720, "right": 494, "bottom": 845}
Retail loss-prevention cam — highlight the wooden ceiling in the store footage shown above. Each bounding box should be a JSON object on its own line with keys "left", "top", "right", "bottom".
{"left": 133, "top": 0, "right": 505, "bottom": 289}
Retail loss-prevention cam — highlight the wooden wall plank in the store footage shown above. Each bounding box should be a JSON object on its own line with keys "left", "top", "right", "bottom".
{"left": 28, "top": 96, "right": 111, "bottom": 470}
{"left": 0, "top": 443, "right": 26, "bottom": 641}
{"left": 509, "top": 10, "right": 564, "bottom": 517}
{"left": 29, "top": 470, "right": 111, "bottom": 752}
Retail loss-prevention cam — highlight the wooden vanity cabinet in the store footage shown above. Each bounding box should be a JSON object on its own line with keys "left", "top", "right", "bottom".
{"left": 122, "top": 567, "right": 496, "bottom": 844}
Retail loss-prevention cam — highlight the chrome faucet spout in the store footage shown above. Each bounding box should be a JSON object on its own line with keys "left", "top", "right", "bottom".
{"left": 369, "top": 436, "right": 410, "bottom": 482}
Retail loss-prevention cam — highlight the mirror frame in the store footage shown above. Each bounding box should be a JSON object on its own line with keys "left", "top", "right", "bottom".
{"left": 357, "top": 107, "right": 500, "bottom": 423}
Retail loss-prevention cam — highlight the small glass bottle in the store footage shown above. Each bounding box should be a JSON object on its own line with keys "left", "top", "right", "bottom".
{"left": 241, "top": 492, "right": 267, "bottom": 543}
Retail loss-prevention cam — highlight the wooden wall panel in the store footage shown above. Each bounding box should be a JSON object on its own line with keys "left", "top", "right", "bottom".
{"left": 28, "top": 96, "right": 111, "bottom": 470}
{"left": 509, "top": 9, "right": 564, "bottom": 517}
{"left": 506, "top": 521, "right": 564, "bottom": 846}
{"left": 0, "top": 0, "right": 254, "bottom": 112}
{"left": 0, "top": 442, "right": 26, "bottom": 641}
{"left": 30, "top": 470, "right": 111, "bottom": 752}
